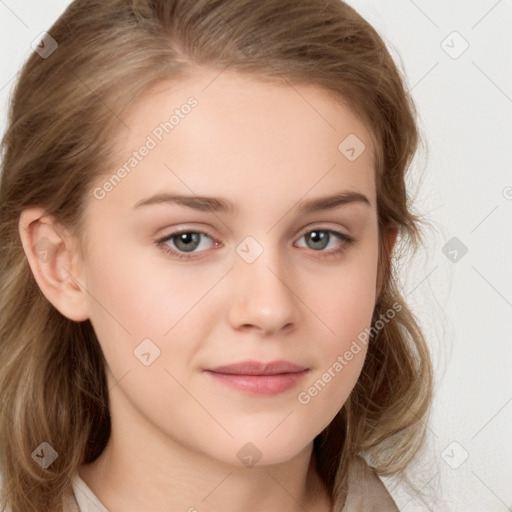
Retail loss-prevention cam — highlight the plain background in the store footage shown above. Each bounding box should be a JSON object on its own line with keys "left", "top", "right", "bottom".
{"left": 1, "top": 1, "right": 511, "bottom": 510}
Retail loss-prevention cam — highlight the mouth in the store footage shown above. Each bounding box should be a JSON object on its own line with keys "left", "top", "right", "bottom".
{"left": 204, "top": 360, "right": 309, "bottom": 395}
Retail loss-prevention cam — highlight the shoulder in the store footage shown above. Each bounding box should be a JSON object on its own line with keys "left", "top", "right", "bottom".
{"left": 341, "top": 456, "right": 399, "bottom": 512}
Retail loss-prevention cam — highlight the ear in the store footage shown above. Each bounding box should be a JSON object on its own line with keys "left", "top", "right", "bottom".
{"left": 18, "top": 207, "right": 89, "bottom": 322}
{"left": 376, "top": 222, "right": 399, "bottom": 301}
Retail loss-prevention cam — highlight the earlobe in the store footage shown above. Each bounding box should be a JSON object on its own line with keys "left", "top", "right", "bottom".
{"left": 18, "top": 207, "right": 90, "bottom": 322}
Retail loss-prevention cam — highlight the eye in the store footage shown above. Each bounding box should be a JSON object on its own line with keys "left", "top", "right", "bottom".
{"left": 156, "top": 227, "right": 355, "bottom": 261}
{"left": 295, "top": 229, "right": 354, "bottom": 258}
{"left": 156, "top": 230, "right": 220, "bottom": 260}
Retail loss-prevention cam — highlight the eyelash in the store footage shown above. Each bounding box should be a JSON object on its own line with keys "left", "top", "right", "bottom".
{"left": 155, "top": 227, "right": 355, "bottom": 261}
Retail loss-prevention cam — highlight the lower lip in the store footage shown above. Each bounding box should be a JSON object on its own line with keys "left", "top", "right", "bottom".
{"left": 204, "top": 370, "right": 309, "bottom": 395}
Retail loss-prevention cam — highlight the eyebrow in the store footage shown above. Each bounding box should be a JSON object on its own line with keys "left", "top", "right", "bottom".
{"left": 133, "top": 191, "right": 371, "bottom": 214}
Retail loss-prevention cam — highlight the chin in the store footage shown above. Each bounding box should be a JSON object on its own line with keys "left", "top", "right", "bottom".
{"left": 215, "top": 432, "right": 314, "bottom": 469}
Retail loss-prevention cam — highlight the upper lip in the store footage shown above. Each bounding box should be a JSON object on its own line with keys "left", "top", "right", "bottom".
{"left": 206, "top": 360, "right": 308, "bottom": 376}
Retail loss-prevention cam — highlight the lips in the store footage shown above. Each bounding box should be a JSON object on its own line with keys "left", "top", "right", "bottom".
{"left": 204, "top": 360, "right": 309, "bottom": 395}
{"left": 208, "top": 360, "right": 308, "bottom": 375}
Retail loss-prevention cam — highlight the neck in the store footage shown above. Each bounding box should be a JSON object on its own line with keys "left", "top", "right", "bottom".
{"left": 79, "top": 403, "right": 332, "bottom": 512}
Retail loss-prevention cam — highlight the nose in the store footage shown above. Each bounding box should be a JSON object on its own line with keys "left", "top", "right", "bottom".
{"left": 227, "top": 246, "right": 299, "bottom": 336}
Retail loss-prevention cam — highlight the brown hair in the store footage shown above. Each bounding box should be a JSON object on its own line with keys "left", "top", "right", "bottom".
{"left": 0, "top": 1, "right": 433, "bottom": 510}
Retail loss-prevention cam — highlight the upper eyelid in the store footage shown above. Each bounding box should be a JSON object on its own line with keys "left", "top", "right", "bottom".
{"left": 158, "top": 221, "right": 352, "bottom": 239}
{"left": 159, "top": 225, "right": 347, "bottom": 237}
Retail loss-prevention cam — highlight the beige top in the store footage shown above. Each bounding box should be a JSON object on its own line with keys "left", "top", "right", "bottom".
{"left": 69, "top": 473, "right": 109, "bottom": 512}
{"left": 68, "top": 457, "right": 398, "bottom": 512}
{"left": 342, "top": 456, "right": 399, "bottom": 511}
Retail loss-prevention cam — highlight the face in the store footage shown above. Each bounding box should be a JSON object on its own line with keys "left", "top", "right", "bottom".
{"left": 79, "top": 69, "right": 380, "bottom": 467}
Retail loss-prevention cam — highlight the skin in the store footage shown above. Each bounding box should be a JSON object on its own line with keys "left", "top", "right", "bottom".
{"left": 19, "top": 68, "right": 396, "bottom": 512}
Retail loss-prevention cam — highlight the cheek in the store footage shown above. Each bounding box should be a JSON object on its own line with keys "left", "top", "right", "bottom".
{"left": 86, "top": 226, "right": 216, "bottom": 320}
{"left": 299, "top": 239, "right": 379, "bottom": 406}
{"left": 315, "top": 237, "right": 379, "bottom": 345}
{"left": 81, "top": 240, "right": 218, "bottom": 375}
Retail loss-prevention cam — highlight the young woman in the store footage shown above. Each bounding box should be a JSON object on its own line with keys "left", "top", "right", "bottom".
{"left": 0, "top": 1, "right": 433, "bottom": 510}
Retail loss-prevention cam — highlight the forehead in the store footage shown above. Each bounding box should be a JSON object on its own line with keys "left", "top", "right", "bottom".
{"left": 90, "top": 68, "right": 377, "bottom": 215}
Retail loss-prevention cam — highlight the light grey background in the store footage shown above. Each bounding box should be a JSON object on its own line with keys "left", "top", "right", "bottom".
{"left": 1, "top": 1, "right": 511, "bottom": 510}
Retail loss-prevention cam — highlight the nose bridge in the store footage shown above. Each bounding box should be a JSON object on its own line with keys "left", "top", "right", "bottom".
{"left": 228, "top": 235, "right": 298, "bottom": 334}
